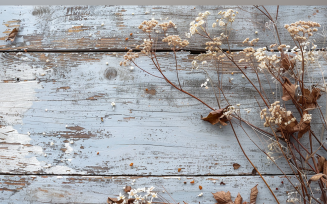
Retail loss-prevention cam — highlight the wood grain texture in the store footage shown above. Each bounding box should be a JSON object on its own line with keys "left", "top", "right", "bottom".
{"left": 0, "top": 5, "right": 326, "bottom": 51}
{"left": 0, "top": 175, "right": 308, "bottom": 203}
{"left": 0, "top": 52, "right": 326, "bottom": 176}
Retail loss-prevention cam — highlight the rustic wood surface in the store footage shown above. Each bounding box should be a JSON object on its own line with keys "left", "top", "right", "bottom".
{"left": 0, "top": 175, "right": 306, "bottom": 204}
{"left": 0, "top": 5, "right": 327, "bottom": 203}
{"left": 0, "top": 5, "right": 326, "bottom": 51}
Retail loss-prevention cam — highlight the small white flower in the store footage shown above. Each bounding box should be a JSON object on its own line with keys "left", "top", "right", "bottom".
{"left": 151, "top": 193, "right": 158, "bottom": 198}
{"left": 198, "top": 192, "right": 203, "bottom": 197}
{"left": 127, "top": 190, "right": 134, "bottom": 198}
{"left": 27, "top": 132, "right": 30, "bottom": 135}
{"left": 242, "top": 75, "right": 245, "bottom": 78}
{"left": 111, "top": 102, "right": 116, "bottom": 106}
{"left": 106, "top": 62, "right": 108, "bottom": 65}
{"left": 101, "top": 23, "right": 104, "bottom": 26}
{"left": 117, "top": 192, "right": 125, "bottom": 200}
{"left": 45, "top": 109, "right": 48, "bottom": 112}
{"left": 255, "top": 31, "right": 258, "bottom": 34}
{"left": 43, "top": 132, "right": 45, "bottom": 135}
{"left": 81, "top": 24, "right": 83, "bottom": 26}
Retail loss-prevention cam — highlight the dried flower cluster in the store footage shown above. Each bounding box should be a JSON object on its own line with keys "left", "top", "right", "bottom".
{"left": 242, "top": 37, "right": 259, "bottom": 46}
{"left": 158, "top": 21, "right": 176, "bottom": 32}
{"left": 108, "top": 186, "right": 158, "bottom": 204}
{"left": 217, "top": 9, "right": 238, "bottom": 24}
{"left": 260, "top": 101, "right": 296, "bottom": 127}
{"left": 120, "top": 49, "right": 139, "bottom": 66}
{"left": 138, "top": 20, "right": 159, "bottom": 33}
{"left": 162, "top": 35, "right": 189, "bottom": 48}
{"left": 285, "top": 21, "right": 321, "bottom": 42}
{"left": 189, "top": 11, "right": 210, "bottom": 35}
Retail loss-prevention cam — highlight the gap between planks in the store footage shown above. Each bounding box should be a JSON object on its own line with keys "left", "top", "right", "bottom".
{"left": 0, "top": 48, "right": 292, "bottom": 54}
{"left": 0, "top": 173, "right": 307, "bottom": 177}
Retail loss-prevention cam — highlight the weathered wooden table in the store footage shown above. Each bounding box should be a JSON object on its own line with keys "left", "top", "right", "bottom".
{"left": 0, "top": 5, "right": 326, "bottom": 203}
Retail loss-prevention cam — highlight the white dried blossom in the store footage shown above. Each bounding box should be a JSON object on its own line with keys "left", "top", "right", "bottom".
{"left": 303, "top": 113, "right": 312, "bottom": 122}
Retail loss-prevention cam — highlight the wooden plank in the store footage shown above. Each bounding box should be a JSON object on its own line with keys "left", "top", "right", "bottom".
{"left": 0, "top": 6, "right": 326, "bottom": 51}
{"left": 0, "top": 175, "right": 307, "bottom": 203}
{"left": 0, "top": 52, "right": 325, "bottom": 175}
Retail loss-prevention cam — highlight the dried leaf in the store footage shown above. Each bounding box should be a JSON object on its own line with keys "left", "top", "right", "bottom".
{"left": 251, "top": 168, "right": 257, "bottom": 175}
{"left": 5, "top": 28, "right": 18, "bottom": 42}
{"left": 282, "top": 77, "right": 296, "bottom": 101}
{"left": 107, "top": 197, "right": 124, "bottom": 204}
{"left": 124, "top": 186, "right": 132, "bottom": 193}
{"left": 212, "top": 191, "right": 233, "bottom": 204}
{"left": 298, "top": 88, "right": 321, "bottom": 109}
{"left": 292, "top": 111, "right": 311, "bottom": 139}
{"left": 233, "top": 163, "right": 241, "bottom": 170}
{"left": 276, "top": 112, "right": 298, "bottom": 140}
{"left": 250, "top": 185, "right": 258, "bottom": 204}
{"left": 324, "top": 160, "right": 327, "bottom": 175}
{"left": 178, "top": 168, "right": 182, "bottom": 172}
{"left": 281, "top": 54, "right": 295, "bottom": 70}
{"left": 127, "top": 199, "right": 135, "bottom": 204}
{"left": 220, "top": 181, "right": 226, "bottom": 185}
{"left": 190, "top": 180, "right": 194, "bottom": 184}
{"left": 234, "top": 193, "right": 243, "bottom": 204}
{"left": 317, "top": 155, "right": 325, "bottom": 173}
{"left": 320, "top": 193, "right": 327, "bottom": 204}
{"left": 309, "top": 173, "right": 326, "bottom": 184}
{"left": 202, "top": 105, "right": 230, "bottom": 126}
{"left": 199, "top": 185, "right": 203, "bottom": 190}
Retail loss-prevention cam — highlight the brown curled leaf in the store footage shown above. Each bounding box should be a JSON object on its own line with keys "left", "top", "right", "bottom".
{"left": 324, "top": 160, "right": 327, "bottom": 175}
{"left": 298, "top": 87, "right": 321, "bottom": 109}
{"left": 317, "top": 155, "right": 326, "bottom": 173}
{"left": 281, "top": 54, "right": 295, "bottom": 70}
{"left": 202, "top": 105, "right": 230, "bottom": 126}
{"left": 276, "top": 112, "right": 298, "bottom": 141}
{"left": 282, "top": 77, "right": 297, "bottom": 101}
{"left": 252, "top": 168, "right": 257, "bottom": 175}
{"left": 127, "top": 199, "right": 135, "bottom": 204}
{"left": 212, "top": 191, "right": 232, "bottom": 204}
{"left": 234, "top": 193, "right": 243, "bottom": 204}
{"left": 250, "top": 184, "right": 258, "bottom": 204}
{"left": 107, "top": 197, "right": 124, "bottom": 204}
{"left": 124, "top": 186, "right": 132, "bottom": 193}
{"left": 5, "top": 28, "right": 18, "bottom": 42}
{"left": 292, "top": 111, "right": 311, "bottom": 139}
{"left": 233, "top": 163, "right": 241, "bottom": 170}
{"left": 308, "top": 173, "right": 327, "bottom": 184}
{"left": 178, "top": 168, "right": 182, "bottom": 172}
